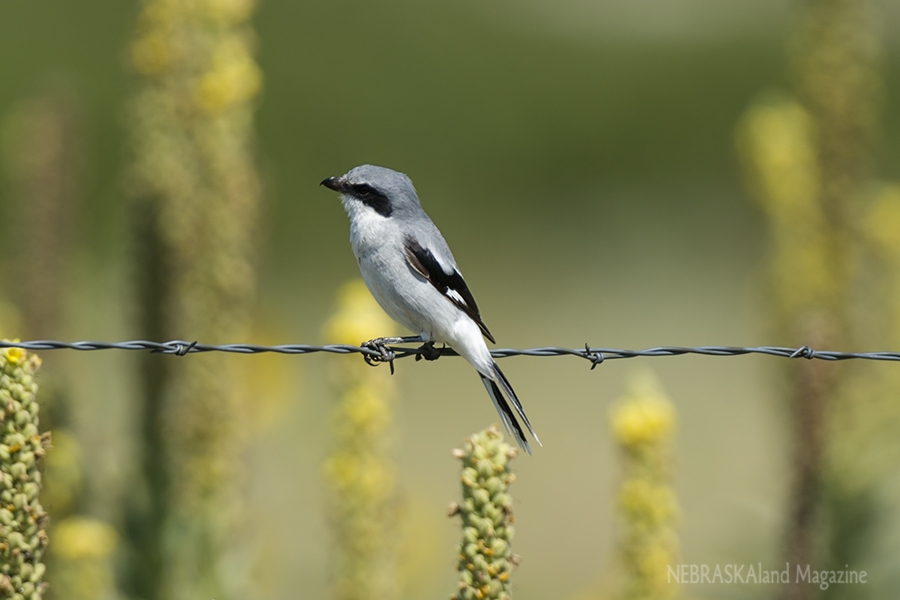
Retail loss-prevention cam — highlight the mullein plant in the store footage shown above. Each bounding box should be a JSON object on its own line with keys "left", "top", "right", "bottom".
{"left": 610, "top": 370, "right": 679, "bottom": 600}
{"left": 323, "top": 280, "right": 399, "bottom": 600}
{"left": 1, "top": 86, "right": 121, "bottom": 600}
{"left": 448, "top": 425, "right": 519, "bottom": 600}
{"left": 736, "top": 93, "right": 840, "bottom": 600}
{"left": 127, "top": 0, "right": 263, "bottom": 598}
{"left": 0, "top": 345, "right": 50, "bottom": 599}
{"left": 827, "top": 187, "right": 900, "bottom": 577}
{"left": 736, "top": 0, "right": 881, "bottom": 595}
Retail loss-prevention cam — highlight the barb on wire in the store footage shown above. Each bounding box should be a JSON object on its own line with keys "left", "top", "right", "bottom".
{"left": 2, "top": 339, "right": 900, "bottom": 369}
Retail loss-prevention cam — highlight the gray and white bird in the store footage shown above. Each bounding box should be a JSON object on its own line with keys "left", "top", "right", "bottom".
{"left": 321, "top": 164, "right": 540, "bottom": 453}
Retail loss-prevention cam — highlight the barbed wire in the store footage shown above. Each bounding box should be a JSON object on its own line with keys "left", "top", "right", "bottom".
{"left": 2, "top": 339, "right": 900, "bottom": 370}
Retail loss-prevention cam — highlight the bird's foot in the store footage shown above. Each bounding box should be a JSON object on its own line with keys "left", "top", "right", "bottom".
{"left": 362, "top": 337, "right": 397, "bottom": 374}
{"left": 415, "top": 341, "right": 443, "bottom": 362}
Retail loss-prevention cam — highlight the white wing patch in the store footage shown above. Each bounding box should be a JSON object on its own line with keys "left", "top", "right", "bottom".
{"left": 446, "top": 288, "right": 465, "bottom": 305}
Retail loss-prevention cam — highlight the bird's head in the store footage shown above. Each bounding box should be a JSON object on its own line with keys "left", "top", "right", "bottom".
{"left": 321, "top": 164, "right": 420, "bottom": 218}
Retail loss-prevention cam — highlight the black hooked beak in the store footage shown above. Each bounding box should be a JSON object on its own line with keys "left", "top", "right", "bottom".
{"left": 320, "top": 176, "right": 347, "bottom": 193}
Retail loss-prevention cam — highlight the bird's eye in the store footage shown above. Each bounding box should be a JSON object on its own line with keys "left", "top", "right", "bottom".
{"left": 354, "top": 184, "right": 375, "bottom": 197}
{"left": 348, "top": 182, "right": 391, "bottom": 215}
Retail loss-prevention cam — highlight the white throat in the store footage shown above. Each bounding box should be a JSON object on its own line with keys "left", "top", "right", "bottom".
{"left": 342, "top": 195, "right": 393, "bottom": 255}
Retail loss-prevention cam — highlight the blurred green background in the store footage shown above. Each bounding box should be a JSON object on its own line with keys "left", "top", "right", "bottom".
{"left": 0, "top": 0, "right": 899, "bottom": 599}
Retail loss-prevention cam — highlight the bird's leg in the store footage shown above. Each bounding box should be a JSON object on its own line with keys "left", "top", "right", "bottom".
{"left": 415, "top": 341, "right": 443, "bottom": 362}
{"left": 361, "top": 335, "right": 424, "bottom": 374}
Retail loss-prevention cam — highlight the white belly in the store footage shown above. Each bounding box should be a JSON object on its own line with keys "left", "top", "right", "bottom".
{"left": 356, "top": 246, "right": 457, "bottom": 342}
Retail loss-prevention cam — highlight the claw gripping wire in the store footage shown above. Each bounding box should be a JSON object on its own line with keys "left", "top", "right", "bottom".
{"left": 362, "top": 340, "right": 396, "bottom": 374}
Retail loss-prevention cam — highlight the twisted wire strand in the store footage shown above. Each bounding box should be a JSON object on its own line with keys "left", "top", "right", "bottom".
{"left": 1, "top": 339, "right": 899, "bottom": 367}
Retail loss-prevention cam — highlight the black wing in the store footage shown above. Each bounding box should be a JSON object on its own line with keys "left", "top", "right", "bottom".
{"left": 404, "top": 236, "right": 495, "bottom": 343}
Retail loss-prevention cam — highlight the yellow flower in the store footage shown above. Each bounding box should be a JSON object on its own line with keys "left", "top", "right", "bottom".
{"left": 196, "top": 37, "right": 262, "bottom": 113}
{"left": 52, "top": 517, "right": 118, "bottom": 560}
{"left": 196, "top": 59, "right": 262, "bottom": 113}
{"left": 2, "top": 345, "right": 25, "bottom": 365}
{"left": 610, "top": 370, "right": 675, "bottom": 448}
{"left": 735, "top": 97, "right": 820, "bottom": 218}
{"left": 618, "top": 479, "right": 677, "bottom": 527}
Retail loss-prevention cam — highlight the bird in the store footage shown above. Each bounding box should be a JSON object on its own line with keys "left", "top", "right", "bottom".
{"left": 321, "top": 164, "right": 540, "bottom": 453}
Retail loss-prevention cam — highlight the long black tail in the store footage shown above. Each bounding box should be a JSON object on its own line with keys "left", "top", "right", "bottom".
{"left": 479, "top": 362, "right": 540, "bottom": 454}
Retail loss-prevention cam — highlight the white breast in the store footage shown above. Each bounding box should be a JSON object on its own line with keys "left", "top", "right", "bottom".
{"left": 341, "top": 195, "right": 465, "bottom": 343}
